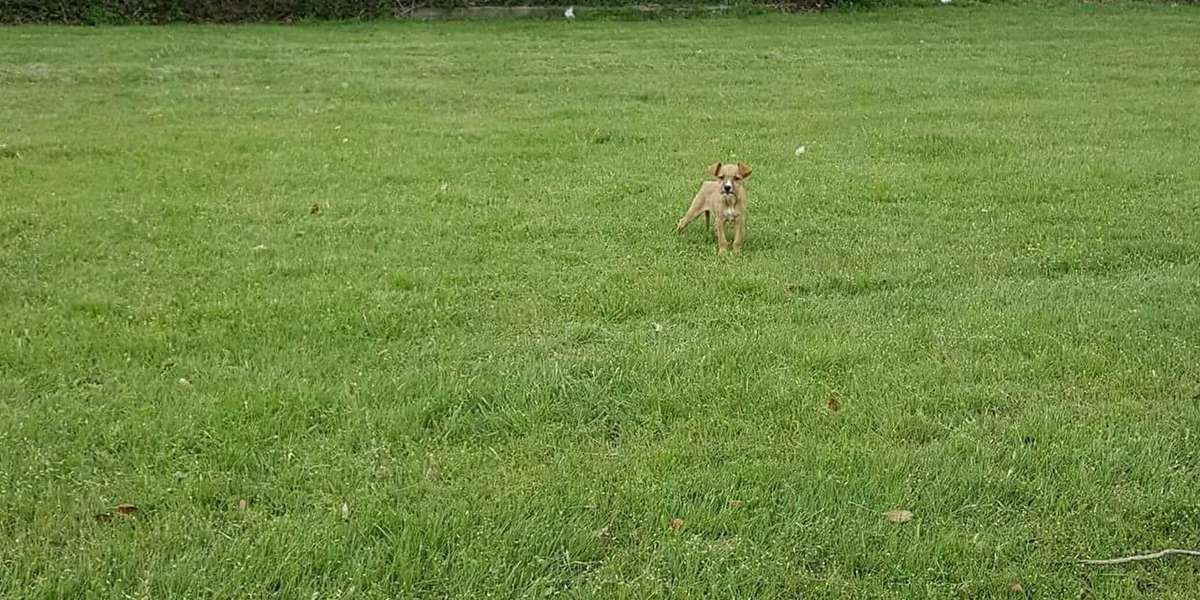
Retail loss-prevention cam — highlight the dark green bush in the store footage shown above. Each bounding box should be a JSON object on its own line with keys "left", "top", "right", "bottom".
{"left": 2, "top": 0, "right": 825, "bottom": 24}
{"left": 3, "top": 0, "right": 390, "bottom": 24}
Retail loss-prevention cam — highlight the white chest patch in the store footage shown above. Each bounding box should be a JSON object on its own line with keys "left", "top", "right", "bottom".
{"left": 721, "top": 207, "right": 739, "bottom": 222}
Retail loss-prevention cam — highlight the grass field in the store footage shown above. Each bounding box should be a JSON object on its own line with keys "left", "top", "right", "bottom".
{"left": 3, "top": 3, "right": 1200, "bottom": 597}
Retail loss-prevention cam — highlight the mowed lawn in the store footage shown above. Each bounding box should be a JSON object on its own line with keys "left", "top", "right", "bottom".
{"left": 3, "top": 3, "right": 1200, "bottom": 597}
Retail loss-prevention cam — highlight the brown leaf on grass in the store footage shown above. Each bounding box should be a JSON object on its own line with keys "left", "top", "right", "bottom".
{"left": 827, "top": 393, "right": 841, "bottom": 412}
{"left": 115, "top": 504, "right": 138, "bottom": 516}
{"left": 727, "top": 500, "right": 745, "bottom": 509}
{"left": 238, "top": 499, "right": 248, "bottom": 511}
{"left": 668, "top": 518, "right": 683, "bottom": 531}
{"left": 310, "top": 202, "right": 320, "bottom": 215}
{"left": 1008, "top": 581, "right": 1025, "bottom": 593}
{"left": 883, "top": 509, "right": 913, "bottom": 523}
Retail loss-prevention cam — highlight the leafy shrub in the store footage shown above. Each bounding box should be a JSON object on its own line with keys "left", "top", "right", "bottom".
{"left": 3, "top": 0, "right": 828, "bottom": 24}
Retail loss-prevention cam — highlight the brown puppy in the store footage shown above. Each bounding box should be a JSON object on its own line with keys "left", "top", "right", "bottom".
{"left": 675, "top": 161, "right": 752, "bottom": 255}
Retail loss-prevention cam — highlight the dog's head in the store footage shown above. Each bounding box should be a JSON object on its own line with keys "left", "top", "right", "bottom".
{"left": 709, "top": 162, "right": 752, "bottom": 196}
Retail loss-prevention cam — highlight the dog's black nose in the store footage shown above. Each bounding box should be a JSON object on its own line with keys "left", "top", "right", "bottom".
{"left": 722, "top": 185, "right": 733, "bottom": 193}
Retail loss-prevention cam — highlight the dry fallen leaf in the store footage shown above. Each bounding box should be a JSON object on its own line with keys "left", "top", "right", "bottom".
{"left": 668, "top": 518, "right": 683, "bottom": 531}
{"left": 827, "top": 393, "right": 841, "bottom": 412}
{"left": 727, "top": 500, "right": 745, "bottom": 509}
{"left": 883, "top": 509, "right": 913, "bottom": 524}
{"left": 115, "top": 504, "right": 138, "bottom": 516}
{"left": 1008, "top": 581, "right": 1025, "bottom": 593}
{"left": 238, "top": 499, "right": 248, "bottom": 511}
{"left": 310, "top": 202, "right": 320, "bottom": 215}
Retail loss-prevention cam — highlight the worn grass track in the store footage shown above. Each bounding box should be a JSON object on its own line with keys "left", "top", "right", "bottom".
{"left": 2, "top": 3, "right": 1200, "bottom": 597}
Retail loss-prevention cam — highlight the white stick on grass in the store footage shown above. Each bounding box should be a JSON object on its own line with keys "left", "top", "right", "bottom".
{"left": 1078, "top": 549, "right": 1200, "bottom": 566}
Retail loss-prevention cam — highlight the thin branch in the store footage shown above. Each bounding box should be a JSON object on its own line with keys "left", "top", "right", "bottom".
{"left": 1078, "top": 549, "right": 1200, "bottom": 566}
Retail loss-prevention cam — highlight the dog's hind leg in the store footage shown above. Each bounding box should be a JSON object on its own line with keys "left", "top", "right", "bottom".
{"left": 676, "top": 190, "right": 708, "bottom": 233}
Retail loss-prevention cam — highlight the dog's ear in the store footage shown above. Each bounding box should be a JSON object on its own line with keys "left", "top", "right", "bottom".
{"left": 708, "top": 162, "right": 722, "bottom": 178}
{"left": 737, "top": 162, "right": 752, "bottom": 179}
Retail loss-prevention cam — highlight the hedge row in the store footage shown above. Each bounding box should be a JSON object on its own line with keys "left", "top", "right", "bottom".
{"left": 1, "top": 0, "right": 828, "bottom": 24}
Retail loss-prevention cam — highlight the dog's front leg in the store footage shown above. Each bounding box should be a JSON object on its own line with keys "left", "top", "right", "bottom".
{"left": 732, "top": 214, "right": 745, "bottom": 252}
{"left": 715, "top": 219, "right": 729, "bottom": 255}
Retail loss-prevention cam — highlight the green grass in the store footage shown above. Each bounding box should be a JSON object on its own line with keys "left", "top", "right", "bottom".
{"left": 3, "top": 3, "right": 1200, "bottom": 597}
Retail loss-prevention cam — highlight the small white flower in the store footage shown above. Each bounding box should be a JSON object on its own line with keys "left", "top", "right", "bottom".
{"left": 795, "top": 145, "right": 807, "bottom": 156}
{"left": 564, "top": 6, "right": 575, "bottom": 19}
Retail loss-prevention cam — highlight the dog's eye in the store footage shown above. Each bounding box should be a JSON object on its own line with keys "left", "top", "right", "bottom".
{"left": 734, "top": 176, "right": 742, "bottom": 181}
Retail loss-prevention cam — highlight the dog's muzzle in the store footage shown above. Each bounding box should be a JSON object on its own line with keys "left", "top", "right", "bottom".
{"left": 721, "top": 184, "right": 734, "bottom": 195}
